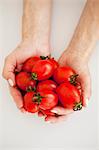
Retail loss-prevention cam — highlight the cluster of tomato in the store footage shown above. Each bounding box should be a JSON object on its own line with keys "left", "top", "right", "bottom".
{"left": 15, "top": 56, "right": 83, "bottom": 116}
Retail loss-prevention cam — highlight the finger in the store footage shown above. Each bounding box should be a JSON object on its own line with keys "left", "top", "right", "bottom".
{"left": 38, "top": 111, "right": 44, "bottom": 117}
{"left": 51, "top": 106, "right": 73, "bottom": 115}
{"left": 2, "top": 55, "right": 16, "bottom": 86}
{"left": 15, "top": 64, "right": 23, "bottom": 72}
{"left": 45, "top": 115, "right": 67, "bottom": 123}
{"left": 9, "top": 85, "right": 23, "bottom": 109}
{"left": 80, "top": 72, "right": 91, "bottom": 107}
{"left": 20, "top": 107, "right": 27, "bottom": 113}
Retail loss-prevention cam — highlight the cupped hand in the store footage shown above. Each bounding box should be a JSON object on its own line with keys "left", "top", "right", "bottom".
{"left": 2, "top": 39, "right": 51, "bottom": 112}
{"left": 45, "top": 50, "right": 91, "bottom": 123}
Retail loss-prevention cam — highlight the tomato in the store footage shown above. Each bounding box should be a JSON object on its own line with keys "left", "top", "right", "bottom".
{"left": 31, "top": 60, "right": 54, "bottom": 81}
{"left": 56, "top": 82, "right": 82, "bottom": 111}
{"left": 37, "top": 80, "right": 57, "bottom": 92}
{"left": 16, "top": 72, "right": 36, "bottom": 91}
{"left": 38, "top": 90, "right": 58, "bottom": 110}
{"left": 22, "top": 56, "right": 40, "bottom": 72}
{"left": 24, "top": 90, "right": 58, "bottom": 113}
{"left": 24, "top": 92, "right": 38, "bottom": 113}
{"left": 40, "top": 56, "right": 59, "bottom": 70}
{"left": 53, "top": 66, "right": 77, "bottom": 84}
{"left": 48, "top": 58, "right": 59, "bottom": 70}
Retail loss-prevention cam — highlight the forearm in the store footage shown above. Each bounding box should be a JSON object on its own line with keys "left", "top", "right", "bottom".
{"left": 66, "top": 0, "right": 99, "bottom": 62}
{"left": 22, "top": 0, "right": 52, "bottom": 43}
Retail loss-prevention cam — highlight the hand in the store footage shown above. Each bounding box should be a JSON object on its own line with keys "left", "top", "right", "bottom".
{"left": 2, "top": 39, "right": 51, "bottom": 112}
{"left": 45, "top": 50, "right": 91, "bottom": 123}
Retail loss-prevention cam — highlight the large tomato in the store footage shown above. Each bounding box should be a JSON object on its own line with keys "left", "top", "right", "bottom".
{"left": 37, "top": 80, "right": 57, "bottom": 92}
{"left": 40, "top": 56, "right": 59, "bottom": 70}
{"left": 53, "top": 66, "right": 78, "bottom": 84}
{"left": 16, "top": 72, "right": 36, "bottom": 91}
{"left": 31, "top": 60, "right": 54, "bottom": 80}
{"left": 24, "top": 92, "right": 38, "bottom": 113}
{"left": 56, "top": 82, "right": 82, "bottom": 111}
{"left": 22, "top": 56, "right": 40, "bottom": 72}
{"left": 48, "top": 58, "right": 59, "bottom": 70}
{"left": 36, "top": 90, "right": 58, "bottom": 110}
{"left": 24, "top": 91, "right": 58, "bottom": 113}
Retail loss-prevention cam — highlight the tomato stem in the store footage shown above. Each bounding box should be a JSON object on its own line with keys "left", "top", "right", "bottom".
{"left": 31, "top": 73, "right": 38, "bottom": 80}
{"left": 32, "top": 93, "right": 44, "bottom": 104}
{"left": 40, "top": 56, "right": 49, "bottom": 60}
{"left": 73, "top": 101, "right": 82, "bottom": 111}
{"left": 26, "top": 86, "right": 36, "bottom": 92}
{"left": 70, "top": 74, "right": 78, "bottom": 86}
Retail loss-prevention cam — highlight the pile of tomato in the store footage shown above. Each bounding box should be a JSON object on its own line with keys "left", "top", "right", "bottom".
{"left": 15, "top": 56, "right": 83, "bottom": 116}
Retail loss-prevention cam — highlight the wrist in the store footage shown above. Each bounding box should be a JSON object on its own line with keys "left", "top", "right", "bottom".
{"left": 22, "top": 29, "right": 50, "bottom": 44}
{"left": 64, "top": 48, "right": 89, "bottom": 64}
{"left": 20, "top": 36, "right": 51, "bottom": 56}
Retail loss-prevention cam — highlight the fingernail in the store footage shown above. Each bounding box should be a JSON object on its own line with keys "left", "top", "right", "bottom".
{"left": 85, "top": 98, "right": 89, "bottom": 107}
{"left": 51, "top": 110, "right": 57, "bottom": 113}
{"left": 8, "top": 79, "right": 14, "bottom": 86}
{"left": 20, "top": 107, "right": 28, "bottom": 114}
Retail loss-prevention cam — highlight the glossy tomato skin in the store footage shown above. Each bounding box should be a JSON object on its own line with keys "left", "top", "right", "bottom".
{"left": 32, "top": 60, "right": 54, "bottom": 81}
{"left": 38, "top": 90, "right": 58, "bottom": 110}
{"left": 37, "top": 80, "right": 57, "bottom": 92}
{"left": 53, "top": 67, "right": 75, "bottom": 84}
{"left": 22, "top": 56, "right": 40, "bottom": 72}
{"left": 56, "top": 82, "right": 81, "bottom": 109}
{"left": 16, "top": 72, "right": 36, "bottom": 91}
{"left": 48, "top": 58, "right": 59, "bottom": 70}
{"left": 24, "top": 92, "right": 38, "bottom": 113}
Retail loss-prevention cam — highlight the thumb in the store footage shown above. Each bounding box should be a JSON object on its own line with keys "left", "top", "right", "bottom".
{"left": 80, "top": 72, "right": 91, "bottom": 107}
{"left": 2, "top": 55, "right": 16, "bottom": 86}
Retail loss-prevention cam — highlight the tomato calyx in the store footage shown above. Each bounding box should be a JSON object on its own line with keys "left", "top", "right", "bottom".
{"left": 40, "top": 56, "right": 50, "bottom": 60}
{"left": 31, "top": 73, "right": 38, "bottom": 80}
{"left": 69, "top": 74, "right": 78, "bottom": 86}
{"left": 32, "top": 93, "right": 44, "bottom": 105}
{"left": 73, "top": 101, "right": 82, "bottom": 111}
{"left": 26, "top": 86, "right": 36, "bottom": 92}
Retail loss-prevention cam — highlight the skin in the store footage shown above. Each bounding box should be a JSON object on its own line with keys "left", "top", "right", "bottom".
{"left": 2, "top": 0, "right": 99, "bottom": 122}
{"left": 2, "top": 0, "right": 52, "bottom": 112}
{"left": 46, "top": 0, "right": 99, "bottom": 123}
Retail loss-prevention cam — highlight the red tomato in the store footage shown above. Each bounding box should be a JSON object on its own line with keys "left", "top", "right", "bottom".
{"left": 40, "top": 56, "right": 59, "bottom": 70}
{"left": 37, "top": 80, "right": 57, "bottom": 92}
{"left": 24, "top": 91, "right": 58, "bottom": 113}
{"left": 24, "top": 92, "right": 38, "bottom": 113}
{"left": 56, "top": 82, "right": 82, "bottom": 111}
{"left": 48, "top": 58, "right": 59, "bottom": 70}
{"left": 53, "top": 66, "right": 77, "bottom": 84}
{"left": 31, "top": 60, "right": 54, "bottom": 81}
{"left": 38, "top": 90, "right": 58, "bottom": 110}
{"left": 22, "top": 56, "right": 40, "bottom": 72}
{"left": 16, "top": 72, "right": 36, "bottom": 91}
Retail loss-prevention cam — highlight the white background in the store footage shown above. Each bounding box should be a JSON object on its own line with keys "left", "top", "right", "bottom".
{"left": 0, "top": 0, "right": 99, "bottom": 150}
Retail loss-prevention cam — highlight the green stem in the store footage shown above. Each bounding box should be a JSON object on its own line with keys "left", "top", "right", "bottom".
{"left": 70, "top": 74, "right": 79, "bottom": 86}
{"left": 31, "top": 73, "right": 38, "bottom": 80}
{"left": 73, "top": 101, "right": 82, "bottom": 111}
{"left": 40, "top": 56, "right": 49, "bottom": 60}
{"left": 32, "top": 93, "right": 44, "bottom": 105}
